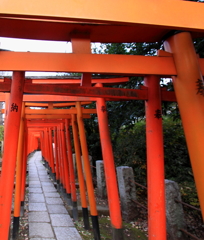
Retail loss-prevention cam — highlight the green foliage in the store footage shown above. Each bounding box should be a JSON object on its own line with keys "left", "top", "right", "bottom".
{"left": 83, "top": 103, "right": 102, "bottom": 162}
{"left": 0, "top": 125, "right": 4, "bottom": 141}
{"left": 98, "top": 42, "right": 161, "bottom": 56}
{"left": 179, "top": 182, "right": 200, "bottom": 208}
{"left": 84, "top": 115, "right": 102, "bottom": 163}
{"left": 87, "top": 40, "right": 203, "bottom": 187}
{"left": 163, "top": 118, "right": 192, "bottom": 182}
{"left": 75, "top": 216, "right": 148, "bottom": 240}
{"left": 113, "top": 118, "right": 192, "bottom": 184}
{"left": 92, "top": 43, "right": 163, "bottom": 146}
{"left": 114, "top": 121, "right": 147, "bottom": 185}
{"left": 194, "top": 38, "right": 204, "bottom": 57}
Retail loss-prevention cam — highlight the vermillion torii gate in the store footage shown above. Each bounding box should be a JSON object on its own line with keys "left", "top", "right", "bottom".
{"left": 0, "top": 1, "right": 204, "bottom": 240}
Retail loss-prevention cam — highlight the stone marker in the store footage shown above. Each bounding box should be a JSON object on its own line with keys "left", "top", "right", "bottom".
{"left": 72, "top": 153, "right": 78, "bottom": 180}
{"left": 96, "top": 160, "right": 107, "bottom": 199}
{"left": 117, "top": 166, "right": 137, "bottom": 221}
{"left": 165, "top": 179, "right": 186, "bottom": 240}
{"left": 81, "top": 155, "right": 93, "bottom": 180}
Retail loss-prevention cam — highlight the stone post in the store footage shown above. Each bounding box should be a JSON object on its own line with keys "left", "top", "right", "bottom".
{"left": 72, "top": 153, "right": 78, "bottom": 180}
{"left": 96, "top": 160, "right": 107, "bottom": 199}
{"left": 116, "top": 166, "right": 137, "bottom": 221}
{"left": 165, "top": 179, "right": 186, "bottom": 240}
{"left": 81, "top": 155, "right": 93, "bottom": 180}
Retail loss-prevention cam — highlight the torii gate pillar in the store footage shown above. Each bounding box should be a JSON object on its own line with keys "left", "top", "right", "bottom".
{"left": 164, "top": 32, "right": 204, "bottom": 218}
{"left": 96, "top": 84, "right": 123, "bottom": 240}
{"left": 0, "top": 71, "right": 25, "bottom": 240}
{"left": 144, "top": 75, "right": 166, "bottom": 240}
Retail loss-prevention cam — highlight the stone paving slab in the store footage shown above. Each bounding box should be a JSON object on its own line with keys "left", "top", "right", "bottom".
{"left": 29, "top": 223, "right": 54, "bottom": 238}
{"left": 50, "top": 214, "right": 74, "bottom": 227}
{"left": 28, "top": 151, "right": 82, "bottom": 240}
{"left": 47, "top": 205, "right": 68, "bottom": 214}
{"left": 37, "top": 172, "right": 47, "bottom": 174}
{"left": 29, "top": 184, "right": 42, "bottom": 188}
{"left": 39, "top": 178, "right": 51, "bottom": 182}
{"left": 53, "top": 227, "right": 82, "bottom": 240}
{"left": 29, "top": 212, "right": 50, "bottom": 222}
{"left": 30, "top": 181, "right": 41, "bottom": 185}
{"left": 29, "top": 174, "right": 39, "bottom": 177}
{"left": 42, "top": 186, "right": 57, "bottom": 193}
{"left": 29, "top": 177, "right": 39, "bottom": 180}
{"left": 29, "top": 188, "right": 43, "bottom": 193}
{"left": 29, "top": 202, "right": 47, "bottom": 211}
{"left": 29, "top": 178, "right": 40, "bottom": 181}
{"left": 46, "top": 197, "right": 63, "bottom": 205}
{"left": 38, "top": 175, "right": 48, "bottom": 178}
{"left": 41, "top": 182, "right": 54, "bottom": 186}
{"left": 31, "top": 238, "right": 55, "bottom": 240}
{"left": 44, "top": 192, "right": 60, "bottom": 198}
{"left": 29, "top": 176, "right": 39, "bottom": 179}
{"left": 29, "top": 168, "right": 38, "bottom": 172}
{"left": 29, "top": 193, "right": 45, "bottom": 203}
{"left": 38, "top": 172, "right": 48, "bottom": 176}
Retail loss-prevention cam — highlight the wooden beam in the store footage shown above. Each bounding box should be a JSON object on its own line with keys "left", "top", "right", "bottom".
{"left": 161, "top": 88, "right": 176, "bottom": 102}
{"left": 0, "top": 0, "right": 204, "bottom": 42}
{"left": 23, "top": 94, "right": 96, "bottom": 102}
{"left": 0, "top": 78, "right": 178, "bottom": 103}
{"left": 25, "top": 101, "right": 92, "bottom": 107}
{"left": 27, "top": 122, "right": 64, "bottom": 125}
{"left": 1, "top": 52, "right": 204, "bottom": 78}
{"left": 25, "top": 102, "right": 48, "bottom": 107}
{"left": 32, "top": 77, "right": 129, "bottom": 85}
{"left": 0, "top": 17, "right": 170, "bottom": 43}
{"left": 24, "top": 83, "right": 148, "bottom": 100}
{"left": 0, "top": 89, "right": 177, "bottom": 103}
{"left": 0, "top": 80, "right": 11, "bottom": 92}
{"left": 24, "top": 108, "right": 97, "bottom": 115}
{"left": 0, "top": 93, "right": 6, "bottom": 101}
{"left": 53, "top": 102, "right": 92, "bottom": 107}
{"left": 0, "top": 52, "right": 177, "bottom": 76}
{"left": 25, "top": 114, "right": 91, "bottom": 119}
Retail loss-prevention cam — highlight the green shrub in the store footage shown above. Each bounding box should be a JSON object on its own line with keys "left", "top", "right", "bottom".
{"left": 0, "top": 125, "right": 4, "bottom": 141}
{"left": 113, "top": 118, "right": 192, "bottom": 184}
{"left": 163, "top": 118, "right": 192, "bottom": 183}
{"left": 114, "top": 121, "right": 147, "bottom": 184}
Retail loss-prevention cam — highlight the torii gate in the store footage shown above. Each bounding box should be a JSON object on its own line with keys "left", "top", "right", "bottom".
{"left": 25, "top": 107, "right": 98, "bottom": 230}
{"left": 0, "top": 1, "right": 204, "bottom": 240}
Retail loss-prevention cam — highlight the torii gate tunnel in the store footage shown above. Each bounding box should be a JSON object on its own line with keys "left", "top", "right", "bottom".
{"left": 0, "top": 1, "right": 204, "bottom": 239}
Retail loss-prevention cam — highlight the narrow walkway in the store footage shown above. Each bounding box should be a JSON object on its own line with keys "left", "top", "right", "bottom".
{"left": 28, "top": 151, "right": 82, "bottom": 240}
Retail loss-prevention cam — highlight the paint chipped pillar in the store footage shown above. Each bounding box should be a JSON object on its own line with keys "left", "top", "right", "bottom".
{"left": 96, "top": 160, "right": 107, "bottom": 199}
{"left": 116, "top": 166, "right": 137, "bottom": 221}
{"left": 165, "top": 179, "right": 186, "bottom": 240}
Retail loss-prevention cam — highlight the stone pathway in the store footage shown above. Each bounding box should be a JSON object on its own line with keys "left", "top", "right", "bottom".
{"left": 28, "top": 151, "right": 82, "bottom": 240}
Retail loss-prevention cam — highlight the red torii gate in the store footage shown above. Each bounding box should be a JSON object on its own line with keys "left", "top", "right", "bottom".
{"left": 1, "top": 76, "right": 143, "bottom": 240}
{"left": 0, "top": 52, "right": 199, "bottom": 240}
{"left": 0, "top": 1, "right": 204, "bottom": 239}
